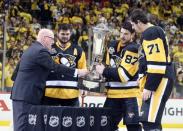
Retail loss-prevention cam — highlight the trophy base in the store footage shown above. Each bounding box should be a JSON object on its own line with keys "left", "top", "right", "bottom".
{"left": 78, "top": 78, "right": 106, "bottom": 93}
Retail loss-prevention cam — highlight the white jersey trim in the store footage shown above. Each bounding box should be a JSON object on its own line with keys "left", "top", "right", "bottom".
{"left": 147, "top": 65, "right": 166, "bottom": 70}
{"left": 46, "top": 81, "right": 78, "bottom": 87}
{"left": 109, "top": 81, "right": 138, "bottom": 87}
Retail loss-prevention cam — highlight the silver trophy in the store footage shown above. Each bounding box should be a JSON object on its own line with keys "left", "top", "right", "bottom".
{"left": 79, "top": 23, "right": 110, "bottom": 93}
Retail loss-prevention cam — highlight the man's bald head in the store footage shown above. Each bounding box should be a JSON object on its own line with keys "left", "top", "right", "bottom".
{"left": 37, "top": 29, "right": 54, "bottom": 42}
{"left": 37, "top": 28, "right": 54, "bottom": 51}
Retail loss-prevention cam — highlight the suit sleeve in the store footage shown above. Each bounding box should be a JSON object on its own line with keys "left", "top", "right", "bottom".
{"left": 36, "top": 49, "right": 76, "bottom": 77}
{"left": 11, "top": 62, "right": 20, "bottom": 81}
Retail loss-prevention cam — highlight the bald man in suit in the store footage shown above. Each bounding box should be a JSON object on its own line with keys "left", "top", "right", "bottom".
{"left": 11, "top": 29, "right": 88, "bottom": 131}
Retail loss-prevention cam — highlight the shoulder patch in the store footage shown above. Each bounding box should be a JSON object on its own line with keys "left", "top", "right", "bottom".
{"left": 108, "top": 47, "right": 115, "bottom": 54}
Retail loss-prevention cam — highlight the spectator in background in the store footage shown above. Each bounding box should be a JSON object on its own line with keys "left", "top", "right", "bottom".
{"left": 173, "top": 64, "right": 183, "bottom": 98}
{"left": 78, "top": 30, "right": 89, "bottom": 53}
{"left": 173, "top": 45, "right": 183, "bottom": 63}
{"left": 177, "top": 14, "right": 183, "bottom": 31}
{"left": 31, "top": 17, "right": 41, "bottom": 32}
{"left": 38, "top": 0, "right": 52, "bottom": 27}
{"left": 4, "top": 58, "right": 15, "bottom": 92}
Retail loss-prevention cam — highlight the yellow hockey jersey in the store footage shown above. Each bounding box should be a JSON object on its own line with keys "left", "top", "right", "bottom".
{"left": 104, "top": 40, "right": 140, "bottom": 98}
{"left": 139, "top": 25, "right": 174, "bottom": 92}
{"left": 45, "top": 41, "right": 87, "bottom": 99}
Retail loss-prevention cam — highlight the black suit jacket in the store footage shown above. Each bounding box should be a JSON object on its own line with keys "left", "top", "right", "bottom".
{"left": 11, "top": 41, "right": 76, "bottom": 104}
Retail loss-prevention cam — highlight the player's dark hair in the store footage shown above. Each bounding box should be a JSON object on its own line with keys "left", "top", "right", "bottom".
{"left": 58, "top": 24, "right": 72, "bottom": 32}
{"left": 121, "top": 21, "right": 135, "bottom": 33}
{"left": 130, "top": 9, "right": 148, "bottom": 24}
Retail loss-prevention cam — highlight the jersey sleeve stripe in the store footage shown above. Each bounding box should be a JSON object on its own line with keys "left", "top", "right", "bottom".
{"left": 118, "top": 67, "right": 130, "bottom": 82}
{"left": 147, "top": 65, "right": 166, "bottom": 74}
{"left": 46, "top": 81, "right": 78, "bottom": 87}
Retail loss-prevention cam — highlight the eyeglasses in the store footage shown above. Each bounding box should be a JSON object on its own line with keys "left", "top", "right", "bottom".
{"left": 44, "top": 36, "right": 54, "bottom": 40}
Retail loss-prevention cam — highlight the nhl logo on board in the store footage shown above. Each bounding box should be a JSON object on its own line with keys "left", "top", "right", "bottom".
{"left": 49, "top": 116, "right": 59, "bottom": 127}
{"left": 62, "top": 116, "right": 72, "bottom": 127}
{"left": 28, "top": 114, "right": 37, "bottom": 125}
{"left": 76, "top": 116, "right": 85, "bottom": 127}
{"left": 101, "top": 115, "right": 107, "bottom": 126}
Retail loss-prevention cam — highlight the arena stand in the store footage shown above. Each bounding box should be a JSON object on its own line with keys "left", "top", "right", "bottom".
{"left": 0, "top": 0, "right": 183, "bottom": 130}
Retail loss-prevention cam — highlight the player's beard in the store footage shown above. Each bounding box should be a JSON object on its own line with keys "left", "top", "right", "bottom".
{"left": 122, "top": 38, "right": 130, "bottom": 45}
{"left": 58, "top": 37, "right": 70, "bottom": 45}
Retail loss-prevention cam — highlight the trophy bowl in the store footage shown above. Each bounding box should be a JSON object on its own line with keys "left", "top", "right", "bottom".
{"left": 78, "top": 65, "right": 107, "bottom": 93}
{"left": 78, "top": 23, "right": 110, "bottom": 93}
{"left": 78, "top": 77, "right": 106, "bottom": 93}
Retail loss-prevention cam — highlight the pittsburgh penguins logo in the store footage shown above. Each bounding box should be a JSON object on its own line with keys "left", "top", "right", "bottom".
{"left": 108, "top": 47, "right": 115, "bottom": 54}
{"left": 110, "top": 55, "right": 122, "bottom": 67}
{"left": 55, "top": 53, "right": 76, "bottom": 68}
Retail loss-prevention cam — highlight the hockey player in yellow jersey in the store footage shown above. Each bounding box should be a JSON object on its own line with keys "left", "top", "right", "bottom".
{"left": 43, "top": 24, "right": 87, "bottom": 106}
{"left": 130, "top": 9, "right": 174, "bottom": 131}
{"left": 96, "top": 21, "right": 142, "bottom": 131}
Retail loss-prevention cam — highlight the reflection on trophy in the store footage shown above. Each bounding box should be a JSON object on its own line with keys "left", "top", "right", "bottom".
{"left": 79, "top": 23, "right": 110, "bottom": 93}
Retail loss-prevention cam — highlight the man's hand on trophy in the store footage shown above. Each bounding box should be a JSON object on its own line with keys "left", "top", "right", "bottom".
{"left": 96, "top": 64, "right": 105, "bottom": 75}
{"left": 77, "top": 69, "right": 89, "bottom": 77}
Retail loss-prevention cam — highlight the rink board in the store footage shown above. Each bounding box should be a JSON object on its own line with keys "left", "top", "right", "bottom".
{"left": 0, "top": 94, "right": 183, "bottom": 128}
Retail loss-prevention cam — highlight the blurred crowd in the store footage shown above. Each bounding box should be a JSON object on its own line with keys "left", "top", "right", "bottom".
{"left": 0, "top": 0, "right": 183, "bottom": 97}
